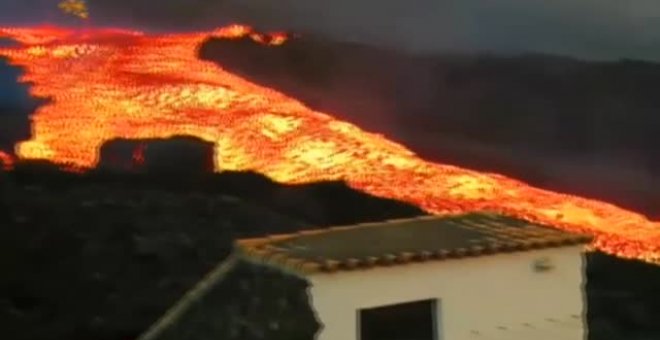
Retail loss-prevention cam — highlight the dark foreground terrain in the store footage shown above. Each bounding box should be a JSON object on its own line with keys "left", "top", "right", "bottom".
{"left": 0, "top": 148, "right": 425, "bottom": 340}
{"left": 1, "top": 151, "right": 660, "bottom": 340}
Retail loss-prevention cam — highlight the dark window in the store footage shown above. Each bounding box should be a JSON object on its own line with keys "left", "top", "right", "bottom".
{"left": 358, "top": 299, "right": 438, "bottom": 340}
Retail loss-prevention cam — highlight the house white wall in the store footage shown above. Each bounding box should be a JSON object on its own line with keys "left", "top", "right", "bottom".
{"left": 308, "top": 245, "right": 586, "bottom": 340}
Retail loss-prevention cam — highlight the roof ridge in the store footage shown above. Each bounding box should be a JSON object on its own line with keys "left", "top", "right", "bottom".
{"left": 234, "top": 212, "right": 592, "bottom": 276}
{"left": 235, "top": 211, "right": 524, "bottom": 247}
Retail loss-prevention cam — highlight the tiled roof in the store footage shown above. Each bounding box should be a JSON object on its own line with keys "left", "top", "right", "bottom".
{"left": 234, "top": 212, "right": 592, "bottom": 275}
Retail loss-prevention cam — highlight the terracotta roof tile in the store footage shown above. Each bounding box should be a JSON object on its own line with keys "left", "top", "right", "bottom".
{"left": 235, "top": 212, "right": 592, "bottom": 275}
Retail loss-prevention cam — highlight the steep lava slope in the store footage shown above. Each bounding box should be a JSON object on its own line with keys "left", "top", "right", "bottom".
{"left": 0, "top": 24, "right": 658, "bottom": 262}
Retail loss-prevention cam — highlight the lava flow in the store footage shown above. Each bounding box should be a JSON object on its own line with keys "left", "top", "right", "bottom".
{"left": 0, "top": 24, "right": 658, "bottom": 263}
{"left": 0, "top": 150, "right": 14, "bottom": 170}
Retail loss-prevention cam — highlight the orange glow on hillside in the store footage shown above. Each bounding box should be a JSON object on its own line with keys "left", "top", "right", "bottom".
{"left": 0, "top": 25, "right": 658, "bottom": 263}
{"left": 0, "top": 150, "right": 14, "bottom": 170}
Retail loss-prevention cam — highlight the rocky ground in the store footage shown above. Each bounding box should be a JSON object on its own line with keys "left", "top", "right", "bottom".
{"left": 587, "top": 253, "right": 660, "bottom": 340}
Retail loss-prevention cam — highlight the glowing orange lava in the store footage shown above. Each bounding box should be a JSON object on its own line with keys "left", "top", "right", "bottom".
{"left": 0, "top": 150, "right": 14, "bottom": 170}
{"left": 0, "top": 24, "right": 658, "bottom": 263}
{"left": 132, "top": 143, "right": 146, "bottom": 166}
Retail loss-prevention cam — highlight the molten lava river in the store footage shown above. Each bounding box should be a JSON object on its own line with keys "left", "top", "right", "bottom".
{"left": 0, "top": 25, "right": 658, "bottom": 263}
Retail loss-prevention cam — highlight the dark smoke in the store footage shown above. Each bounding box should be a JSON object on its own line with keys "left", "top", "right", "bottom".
{"left": 4, "top": 0, "right": 660, "bottom": 61}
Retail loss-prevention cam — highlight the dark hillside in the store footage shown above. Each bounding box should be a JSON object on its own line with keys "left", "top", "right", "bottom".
{"left": 1, "top": 160, "right": 660, "bottom": 340}
{"left": 0, "top": 153, "right": 424, "bottom": 340}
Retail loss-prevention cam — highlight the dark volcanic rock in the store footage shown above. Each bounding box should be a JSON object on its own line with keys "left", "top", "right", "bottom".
{"left": 98, "top": 136, "right": 215, "bottom": 175}
{"left": 0, "top": 58, "right": 44, "bottom": 152}
{"left": 149, "top": 260, "right": 321, "bottom": 340}
{"left": 0, "top": 161, "right": 425, "bottom": 340}
{"left": 0, "top": 108, "right": 31, "bottom": 152}
{"left": 586, "top": 252, "right": 660, "bottom": 340}
{"left": 0, "top": 180, "right": 293, "bottom": 340}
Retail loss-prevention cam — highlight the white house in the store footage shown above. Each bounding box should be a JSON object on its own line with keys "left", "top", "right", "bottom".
{"left": 139, "top": 212, "right": 591, "bottom": 340}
